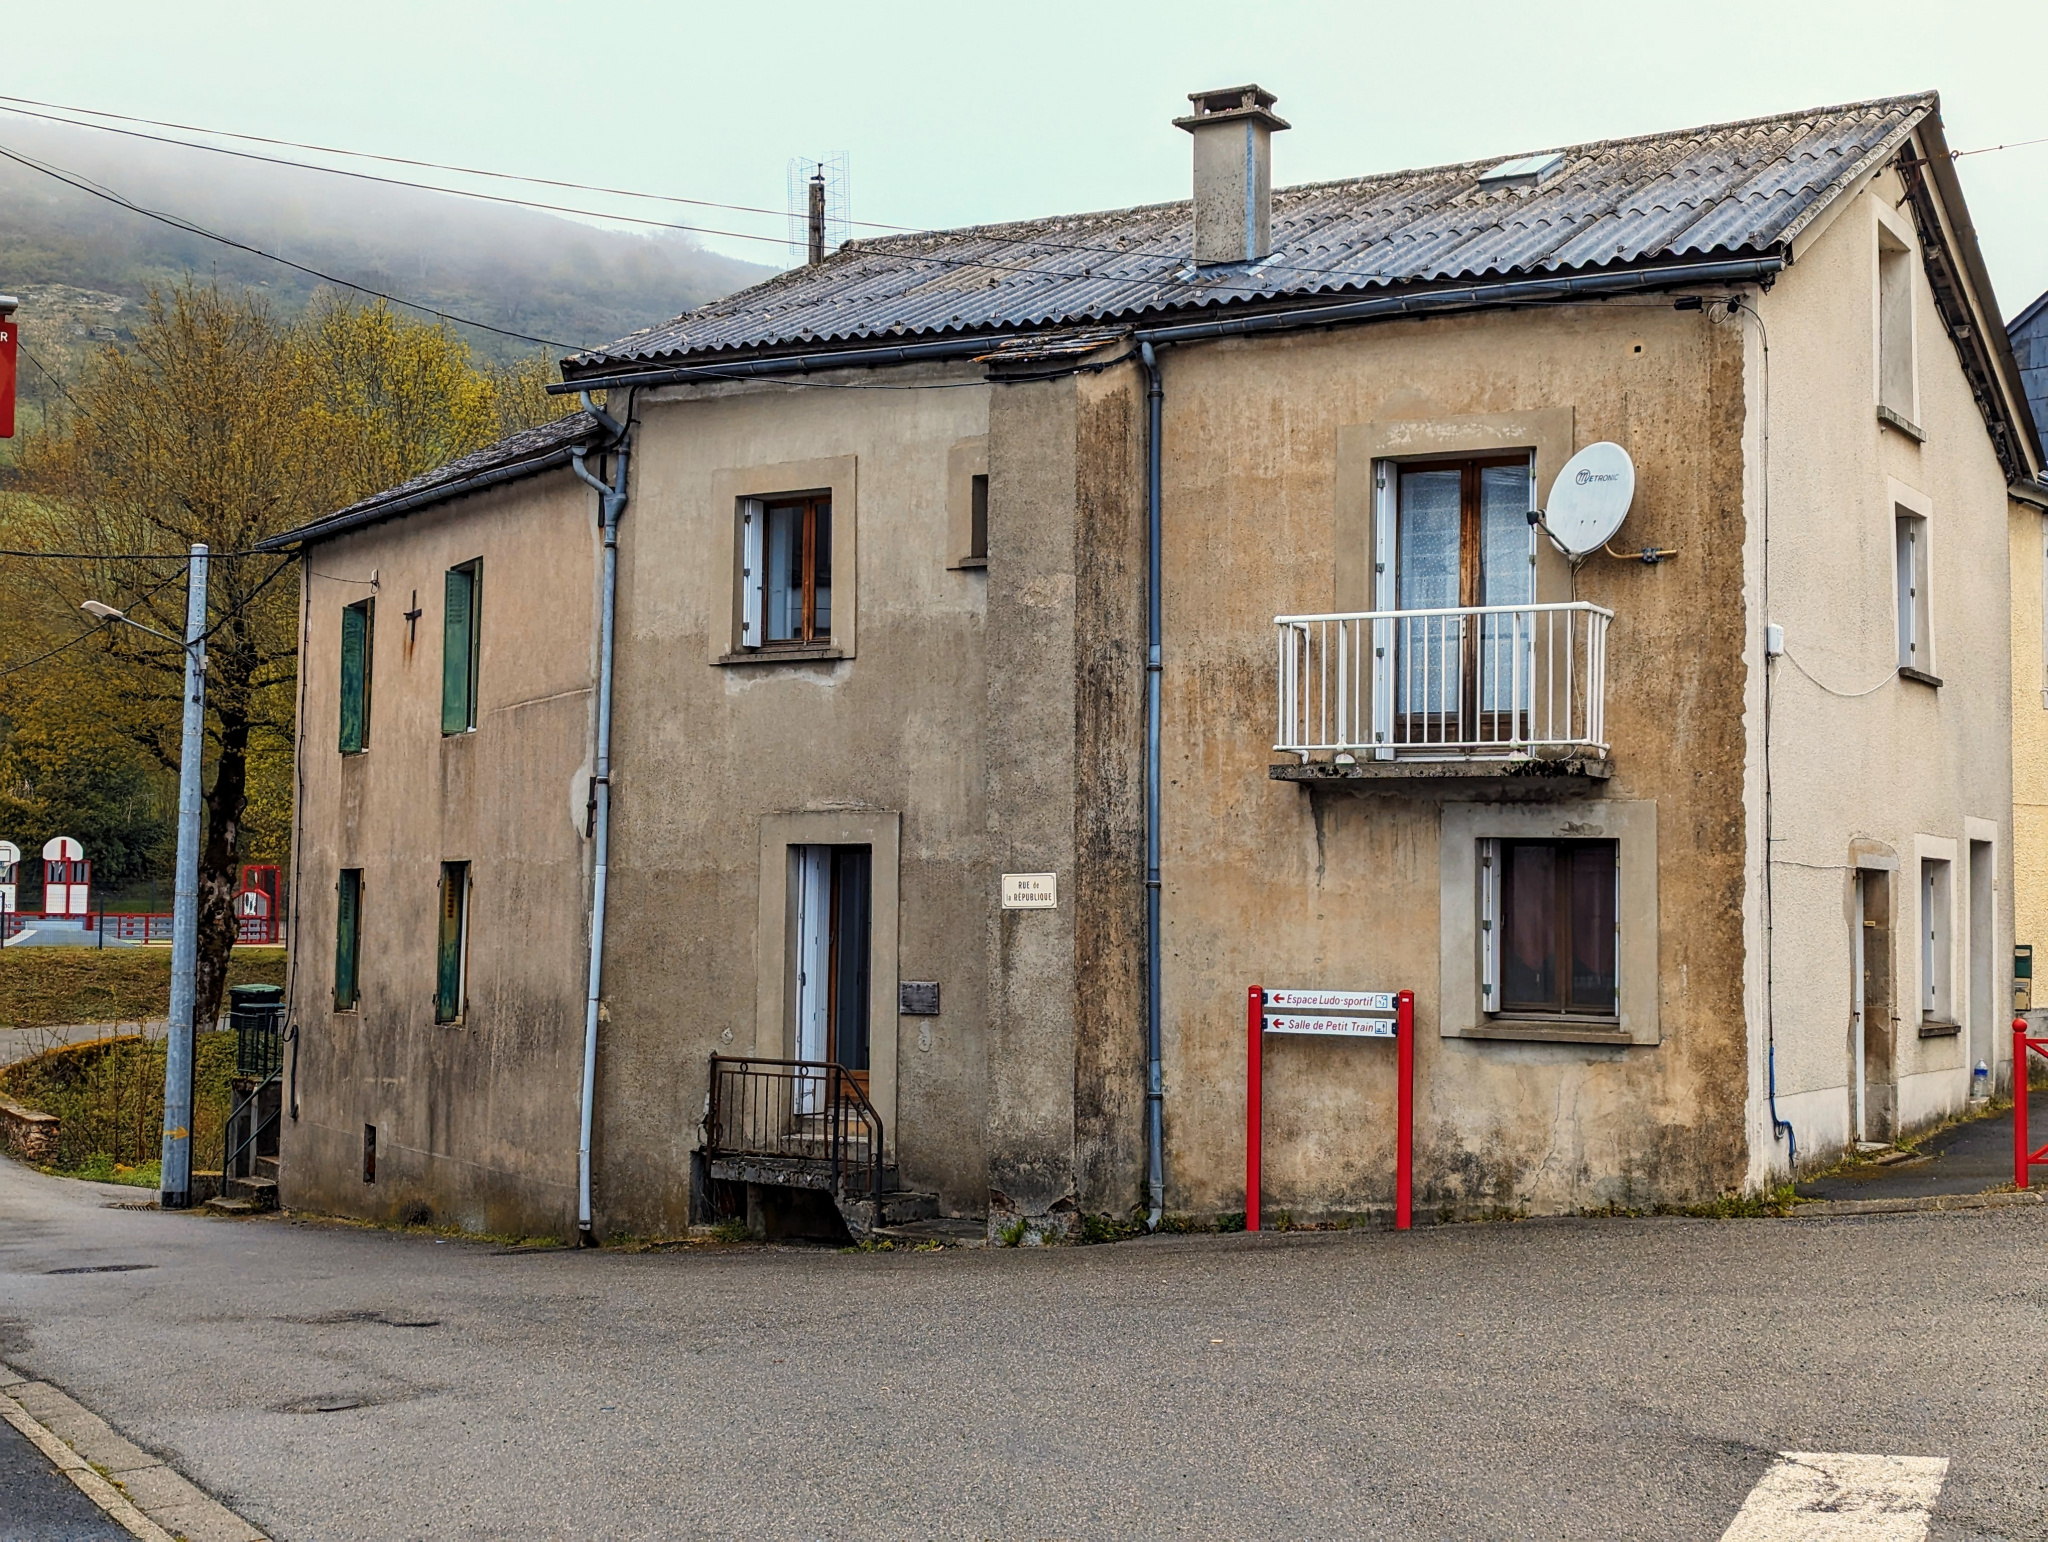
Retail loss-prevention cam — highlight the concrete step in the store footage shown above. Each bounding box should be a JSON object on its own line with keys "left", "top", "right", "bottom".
{"left": 202, "top": 1196, "right": 259, "bottom": 1215}
{"left": 879, "top": 1189, "right": 940, "bottom": 1225}
{"left": 255, "top": 1154, "right": 280, "bottom": 1180}
{"left": 835, "top": 1187, "right": 941, "bottom": 1237}
{"left": 225, "top": 1175, "right": 278, "bottom": 1211}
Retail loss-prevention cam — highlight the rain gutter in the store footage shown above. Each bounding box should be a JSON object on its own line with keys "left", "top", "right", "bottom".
{"left": 568, "top": 390, "right": 632, "bottom": 1244}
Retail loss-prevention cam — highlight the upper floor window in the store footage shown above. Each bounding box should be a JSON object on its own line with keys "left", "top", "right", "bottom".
{"left": 442, "top": 560, "right": 481, "bottom": 733}
{"left": 1877, "top": 223, "right": 1918, "bottom": 427}
{"left": 339, "top": 599, "right": 373, "bottom": 754}
{"left": 1895, "top": 510, "right": 1931, "bottom": 677}
{"left": 740, "top": 496, "right": 832, "bottom": 647}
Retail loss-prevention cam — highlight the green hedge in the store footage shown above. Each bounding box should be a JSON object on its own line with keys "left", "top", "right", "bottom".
{"left": 1, "top": 1030, "right": 237, "bottom": 1173}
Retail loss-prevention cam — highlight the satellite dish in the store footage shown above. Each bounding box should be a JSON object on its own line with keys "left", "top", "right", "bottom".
{"left": 1544, "top": 442, "right": 1635, "bottom": 557}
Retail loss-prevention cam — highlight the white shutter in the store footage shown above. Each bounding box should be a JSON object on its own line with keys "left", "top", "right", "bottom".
{"left": 1479, "top": 838, "right": 1499, "bottom": 1013}
{"left": 1371, "top": 462, "right": 1396, "bottom": 758}
{"left": 740, "top": 499, "right": 765, "bottom": 648}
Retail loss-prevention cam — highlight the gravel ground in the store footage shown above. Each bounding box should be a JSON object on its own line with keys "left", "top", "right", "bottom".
{"left": 2, "top": 1157, "right": 2044, "bottom": 1541}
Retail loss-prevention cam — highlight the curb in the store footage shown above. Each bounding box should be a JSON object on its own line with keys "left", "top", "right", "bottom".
{"left": 0, "top": 1365, "right": 267, "bottom": 1542}
{"left": 1786, "top": 1190, "right": 2046, "bottom": 1220}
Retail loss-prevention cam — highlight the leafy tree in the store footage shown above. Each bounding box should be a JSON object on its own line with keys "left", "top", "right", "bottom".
{"left": 0, "top": 282, "right": 573, "bottom": 1020}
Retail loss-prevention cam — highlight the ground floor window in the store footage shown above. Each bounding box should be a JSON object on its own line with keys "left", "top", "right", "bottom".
{"left": 334, "top": 869, "right": 362, "bottom": 1011}
{"left": 436, "top": 862, "right": 470, "bottom": 1024}
{"left": 1486, "top": 838, "right": 1617, "bottom": 1016}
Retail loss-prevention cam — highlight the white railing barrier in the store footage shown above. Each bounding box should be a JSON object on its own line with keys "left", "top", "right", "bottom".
{"left": 1275, "top": 602, "right": 1613, "bottom": 759}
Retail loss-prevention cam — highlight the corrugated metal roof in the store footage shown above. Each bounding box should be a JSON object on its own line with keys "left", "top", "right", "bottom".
{"left": 264, "top": 411, "right": 601, "bottom": 548}
{"left": 565, "top": 93, "right": 1932, "bottom": 375}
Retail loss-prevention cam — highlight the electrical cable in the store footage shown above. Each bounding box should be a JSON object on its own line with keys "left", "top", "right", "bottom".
{"left": 0, "top": 142, "right": 589, "bottom": 350}
{"left": 0, "top": 619, "right": 114, "bottom": 677}
{"left": 0, "top": 98, "right": 1449, "bottom": 301}
{"left": 0, "top": 93, "right": 912, "bottom": 232}
{"left": 1728, "top": 290, "right": 1797, "bottom": 1168}
{"left": 0, "top": 102, "right": 803, "bottom": 252}
{"left": 1781, "top": 648, "right": 1895, "bottom": 698}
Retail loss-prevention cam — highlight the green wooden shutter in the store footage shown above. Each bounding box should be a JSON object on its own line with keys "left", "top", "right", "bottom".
{"left": 339, "top": 602, "right": 369, "bottom": 753}
{"left": 435, "top": 864, "right": 466, "bottom": 1022}
{"left": 442, "top": 566, "right": 475, "bottom": 734}
{"left": 334, "top": 869, "right": 361, "bottom": 1010}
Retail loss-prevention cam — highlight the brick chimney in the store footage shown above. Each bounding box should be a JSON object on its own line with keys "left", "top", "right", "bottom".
{"left": 1174, "top": 85, "right": 1290, "bottom": 266}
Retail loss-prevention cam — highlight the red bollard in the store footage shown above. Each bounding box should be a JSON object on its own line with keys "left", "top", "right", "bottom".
{"left": 2020, "top": 1019, "right": 2033, "bottom": 1191}
{"left": 1246, "top": 986, "right": 1263, "bottom": 1232}
{"left": 1395, "top": 990, "right": 1414, "bottom": 1231}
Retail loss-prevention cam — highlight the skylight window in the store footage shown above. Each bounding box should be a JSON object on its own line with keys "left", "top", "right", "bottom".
{"left": 1479, "top": 152, "right": 1565, "bottom": 187}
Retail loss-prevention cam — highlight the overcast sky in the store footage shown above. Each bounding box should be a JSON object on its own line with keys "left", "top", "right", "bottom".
{"left": 6, "top": 0, "right": 2046, "bottom": 316}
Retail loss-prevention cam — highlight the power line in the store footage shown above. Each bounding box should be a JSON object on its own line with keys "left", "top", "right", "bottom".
{"left": 0, "top": 142, "right": 590, "bottom": 350}
{"left": 0, "top": 100, "right": 803, "bottom": 252}
{"left": 1953, "top": 134, "right": 2048, "bottom": 159}
{"left": 0, "top": 93, "right": 916, "bottom": 234}
{"left": 0, "top": 93, "right": 1427, "bottom": 298}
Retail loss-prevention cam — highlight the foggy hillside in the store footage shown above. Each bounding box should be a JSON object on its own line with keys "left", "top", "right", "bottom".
{"left": 0, "top": 113, "right": 778, "bottom": 416}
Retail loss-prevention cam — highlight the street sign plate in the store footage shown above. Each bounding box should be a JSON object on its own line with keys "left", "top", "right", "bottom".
{"left": 1001, "top": 873, "right": 1057, "bottom": 909}
{"left": 1265, "top": 988, "right": 1397, "bottom": 1013}
{"left": 1263, "top": 1013, "right": 1396, "bottom": 1038}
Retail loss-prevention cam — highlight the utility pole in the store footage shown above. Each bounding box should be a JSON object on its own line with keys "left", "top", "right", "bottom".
{"left": 808, "top": 167, "right": 826, "bottom": 266}
{"left": 159, "top": 545, "right": 209, "bottom": 1209}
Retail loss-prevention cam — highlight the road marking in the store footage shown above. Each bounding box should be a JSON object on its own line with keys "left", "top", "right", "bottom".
{"left": 1720, "top": 1451, "right": 1949, "bottom": 1541}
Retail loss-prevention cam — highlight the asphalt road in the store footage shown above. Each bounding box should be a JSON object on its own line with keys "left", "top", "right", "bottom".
{"left": 1795, "top": 1089, "right": 2047, "bottom": 1202}
{"left": 0, "top": 1414, "right": 126, "bottom": 1541}
{"left": 2, "top": 1159, "right": 2044, "bottom": 1541}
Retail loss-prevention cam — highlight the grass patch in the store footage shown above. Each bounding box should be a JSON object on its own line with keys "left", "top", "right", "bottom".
{"left": 63, "top": 1155, "right": 161, "bottom": 1187}
{"left": 0, "top": 948, "right": 286, "bottom": 1028}
{"left": 1580, "top": 1184, "right": 1802, "bottom": 1220}
{"left": 0, "top": 1031, "right": 236, "bottom": 1172}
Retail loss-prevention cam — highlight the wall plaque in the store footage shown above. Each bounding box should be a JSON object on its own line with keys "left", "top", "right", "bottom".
{"left": 1001, "top": 873, "right": 1057, "bottom": 909}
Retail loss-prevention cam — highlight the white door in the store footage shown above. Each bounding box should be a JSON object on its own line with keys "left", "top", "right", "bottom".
{"left": 792, "top": 846, "right": 832, "bottom": 1110}
{"left": 1852, "top": 873, "right": 1867, "bottom": 1144}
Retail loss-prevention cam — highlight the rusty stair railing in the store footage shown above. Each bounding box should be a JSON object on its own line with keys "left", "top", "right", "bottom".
{"left": 703, "top": 1055, "right": 884, "bottom": 1215}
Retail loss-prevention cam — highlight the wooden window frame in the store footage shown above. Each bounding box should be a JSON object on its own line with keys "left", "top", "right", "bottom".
{"left": 1493, "top": 837, "right": 1619, "bottom": 1019}
{"left": 755, "top": 495, "right": 832, "bottom": 648}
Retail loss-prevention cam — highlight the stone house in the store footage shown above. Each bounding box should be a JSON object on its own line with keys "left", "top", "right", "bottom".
{"left": 267, "top": 88, "right": 2041, "bottom": 1242}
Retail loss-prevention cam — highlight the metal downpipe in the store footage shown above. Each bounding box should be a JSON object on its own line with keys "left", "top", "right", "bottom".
{"left": 1141, "top": 342, "right": 1164, "bottom": 1232}
{"left": 570, "top": 391, "right": 630, "bottom": 1244}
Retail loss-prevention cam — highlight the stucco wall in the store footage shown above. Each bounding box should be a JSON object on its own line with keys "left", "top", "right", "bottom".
{"left": 1145, "top": 301, "right": 1752, "bottom": 1221}
{"left": 280, "top": 471, "right": 600, "bottom": 1237}
{"left": 2012, "top": 497, "right": 2048, "bottom": 1007}
{"left": 1743, "top": 170, "right": 2016, "bottom": 1178}
{"left": 594, "top": 368, "right": 998, "bottom": 1233}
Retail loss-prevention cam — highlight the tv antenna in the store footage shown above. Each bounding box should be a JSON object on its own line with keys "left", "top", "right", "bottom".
{"left": 787, "top": 155, "right": 851, "bottom": 267}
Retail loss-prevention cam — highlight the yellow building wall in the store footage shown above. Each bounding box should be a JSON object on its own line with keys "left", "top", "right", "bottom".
{"left": 2013, "top": 500, "right": 2048, "bottom": 1035}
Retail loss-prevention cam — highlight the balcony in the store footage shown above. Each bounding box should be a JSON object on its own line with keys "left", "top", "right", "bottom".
{"left": 1272, "top": 602, "right": 1614, "bottom": 788}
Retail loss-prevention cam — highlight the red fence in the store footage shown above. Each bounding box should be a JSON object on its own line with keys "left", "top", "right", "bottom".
{"left": 2018, "top": 1020, "right": 2048, "bottom": 1190}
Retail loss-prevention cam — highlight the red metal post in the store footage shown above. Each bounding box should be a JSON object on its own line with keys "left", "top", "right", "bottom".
{"left": 0, "top": 308, "right": 16, "bottom": 440}
{"left": 1246, "top": 985, "right": 1263, "bottom": 1232}
{"left": 2020, "top": 1019, "right": 2033, "bottom": 1191}
{"left": 1395, "top": 989, "right": 1414, "bottom": 1231}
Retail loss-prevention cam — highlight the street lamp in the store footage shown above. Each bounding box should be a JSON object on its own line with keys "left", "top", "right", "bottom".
{"left": 83, "top": 544, "right": 209, "bottom": 1210}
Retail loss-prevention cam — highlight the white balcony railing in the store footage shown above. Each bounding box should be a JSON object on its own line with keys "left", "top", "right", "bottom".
{"left": 1275, "top": 602, "right": 1613, "bottom": 761}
